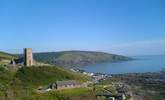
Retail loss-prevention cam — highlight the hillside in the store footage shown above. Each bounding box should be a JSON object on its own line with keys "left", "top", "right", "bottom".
{"left": 33, "top": 51, "right": 131, "bottom": 67}
{"left": 15, "top": 66, "right": 88, "bottom": 87}
{"left": 0, "top": 51, "right": 17, "bottom": 65}
{"left": 0, "top": 51, "right": 16, "bottom": 60}
{"left": 0, "top": 65, "right": 89, "bottom": 100}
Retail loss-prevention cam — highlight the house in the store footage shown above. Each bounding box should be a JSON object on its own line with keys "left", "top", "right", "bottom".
{"left": 49, "top": 80, "right": 80, "bottom": 90}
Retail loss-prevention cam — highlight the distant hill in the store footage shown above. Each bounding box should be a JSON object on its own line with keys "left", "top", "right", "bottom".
{"left": 0, "top": 51, "right": 17, "bottom": 65}
{"left": 32, "top": 51, "right": 131, "bottom": 68}
{"left": 0, "top": 51, "right": 16, "bottom": 60}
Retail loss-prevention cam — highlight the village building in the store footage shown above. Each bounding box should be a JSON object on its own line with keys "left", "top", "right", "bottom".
{"left": 49, "top": 80, "right": 80, "bottom": 90}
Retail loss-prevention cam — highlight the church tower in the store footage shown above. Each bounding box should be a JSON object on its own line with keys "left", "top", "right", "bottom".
{"left": 24, "top": 48, "right": 33, "bottom": 66}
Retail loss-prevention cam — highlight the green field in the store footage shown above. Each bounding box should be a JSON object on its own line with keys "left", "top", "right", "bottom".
{"left": 34, "top": 88, "right": 94, "bottom": 100}
{"left": 15, "top": 66, "right": 89, "bottom": 87}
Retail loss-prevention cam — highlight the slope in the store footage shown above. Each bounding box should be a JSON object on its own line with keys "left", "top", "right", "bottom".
{"left": 0, "top": 51, "right": 17, "bottom": 65}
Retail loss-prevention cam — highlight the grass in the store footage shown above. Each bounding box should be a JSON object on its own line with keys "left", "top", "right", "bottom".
{"left": 0, "top": 51, "right": 17, "bottom": 66}
{"left": 15, "top": 66, "right": 89, "bottom": 87}
{"left": 57, "top": 88, "right": 90, "bottom": 96}
{"left": 0, "top": 65, "right": 91, "bottom": 100}
{"left": 0, "top": 66, "right": 15, "bottom": 100}
{"left": 33, "top": 88, "right": 94, "bottom": 100}
{"left": 0, "top": 67, "right": 14, "bottom": 86}
{"left": 0, "top": 51, "right": 16, "bottom": 60}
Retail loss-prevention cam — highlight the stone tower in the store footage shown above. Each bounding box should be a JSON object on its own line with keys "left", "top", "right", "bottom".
{"left": 24, "top": 48, "right": 33, "bottom": 66}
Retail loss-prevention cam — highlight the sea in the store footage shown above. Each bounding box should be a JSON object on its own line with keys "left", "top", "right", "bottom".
{"left": 79, "top": 55, "right": 165, "bottom": 74}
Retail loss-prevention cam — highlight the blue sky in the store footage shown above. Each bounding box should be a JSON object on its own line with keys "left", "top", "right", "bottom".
{"left": 0, "top": 0, "right": 165, "bottom": 56}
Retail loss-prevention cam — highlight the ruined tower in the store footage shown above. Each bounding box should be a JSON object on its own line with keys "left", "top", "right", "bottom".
{"left": 24, "top": 48, "right": 33, "bottom": 66}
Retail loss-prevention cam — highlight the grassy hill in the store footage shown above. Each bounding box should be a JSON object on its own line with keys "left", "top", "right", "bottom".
{"left": 0, "top": 51, "right": 17, "bottom": 65}
{"left": 15, "top": 66, "right": 88, "bottom": 87}
{"left": 33, "top": 51, "right": 131, "bottom": 67}
{"left": 0, "top": 65, "right": 89, "bottom": 100}
{"left": 0, "top": 51, "right": 16, "bottom": 60}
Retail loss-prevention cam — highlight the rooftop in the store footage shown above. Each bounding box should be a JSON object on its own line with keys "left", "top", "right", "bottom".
{"left": 56, "top": 80, "right": 77, "bottom": 86}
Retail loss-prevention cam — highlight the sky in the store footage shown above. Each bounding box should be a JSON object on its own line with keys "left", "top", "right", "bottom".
{"left": 0, "top": 0, "right": 165, "bottom": 56}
